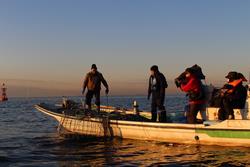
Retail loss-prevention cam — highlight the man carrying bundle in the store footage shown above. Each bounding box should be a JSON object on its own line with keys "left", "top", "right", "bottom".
{"left": 175, "top": 65, "right": 206, "bottom": 124}
{"left": 82, "top": 64, "right": 109, "bottom": 112}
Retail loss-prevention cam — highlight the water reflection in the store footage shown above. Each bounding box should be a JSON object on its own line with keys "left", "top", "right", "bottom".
{"left": 50, "top": 137, "right": 250, "bottom": 167}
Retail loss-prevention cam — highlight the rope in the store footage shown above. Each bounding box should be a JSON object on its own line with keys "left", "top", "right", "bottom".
{"left": 57, "top": 111, "right": 66, "bottom": 135}
{"left": 57, "top": 93, "right": 115, "bottom": 138}
{"left": 80, "top": 97, "right": 85, "bottom": 110}
{"left": 104, "top": 94, "right": 111, "bottom": 137}
{"left": 106, "top": 94, "right": 109, "bottom": 108}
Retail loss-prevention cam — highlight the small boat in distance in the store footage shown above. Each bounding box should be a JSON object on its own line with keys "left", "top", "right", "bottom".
{"left": 35, "top": 85, "right": 250, "bottom": 147}
{"left": 0, "top": 83, "right": 8, "bottom": 102}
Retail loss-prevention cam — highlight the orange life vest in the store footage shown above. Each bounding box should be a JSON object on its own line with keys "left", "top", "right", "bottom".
{"left": 226, "top": 79, "right": 243, "bottom": 94}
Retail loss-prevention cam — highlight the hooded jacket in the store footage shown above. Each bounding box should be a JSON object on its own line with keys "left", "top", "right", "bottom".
{"left": 148, "top": 72, "right": 168, "bottom": 99}
{"left": 83, "top": 71, "right": 109, "bottom": 92}
{"left": 181, "top": 74, "right": 205, "bottom": 104}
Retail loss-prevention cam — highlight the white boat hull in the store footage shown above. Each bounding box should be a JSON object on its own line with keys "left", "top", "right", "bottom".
{"left": 35, "top": 104, "right": 250, "bottom": 147}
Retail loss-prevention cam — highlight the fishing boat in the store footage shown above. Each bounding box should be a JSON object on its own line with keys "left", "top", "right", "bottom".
{"left": 35, "top": 85, "right": 250, "bottom": 147}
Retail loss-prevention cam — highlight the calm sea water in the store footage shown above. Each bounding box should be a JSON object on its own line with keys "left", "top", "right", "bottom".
{"left": 1, "top": 96, "right": 250, "bottom": 167}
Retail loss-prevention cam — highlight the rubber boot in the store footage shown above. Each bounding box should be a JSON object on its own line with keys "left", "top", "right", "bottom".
{"left": 218, "top": 108, "right": 227, "bottom": 120}
{"left": 151, "top": 112, "right": 157, "bottom": 122}
{"left": 87, "top": 105, "right": 92, "bottom": 111}
{"left": 97, "top": 106, "right": 100, "bottom": 113}
{"left": 159, "top": 110, "right": 167, "bottom": 123}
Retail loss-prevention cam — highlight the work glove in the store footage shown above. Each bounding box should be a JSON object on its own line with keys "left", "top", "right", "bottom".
{"left": 105, "top": 89, "right": 109, "bottom": 95}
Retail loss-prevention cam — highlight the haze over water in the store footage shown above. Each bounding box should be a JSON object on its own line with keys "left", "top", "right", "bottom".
{"left": 0, "top": 0, "right": 249, "bottom": 97}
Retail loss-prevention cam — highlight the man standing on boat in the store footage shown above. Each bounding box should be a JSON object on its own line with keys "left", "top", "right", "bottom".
{"left": 176, "top": 66, "right": 206, "bottom": 124}
{"left": 82, "top": 64, "right": 109, "bottom": 112}
{"left": 148, "top": 65, "right": 168, "bottom": 122}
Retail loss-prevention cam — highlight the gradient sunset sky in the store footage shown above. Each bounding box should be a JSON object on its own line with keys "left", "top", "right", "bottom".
{"left": 0, "top": 0, "right": 249, "bottom": 97}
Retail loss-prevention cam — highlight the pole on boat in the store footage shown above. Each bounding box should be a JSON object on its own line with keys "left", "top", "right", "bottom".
{"left": 80, "top": 97, "right": 85, "bottom": 108}
{"left": 133, "top": 100, "right": 140, "bottom": 115}
{"left": 106, "top": 94, "right": 109, "bottom": 107}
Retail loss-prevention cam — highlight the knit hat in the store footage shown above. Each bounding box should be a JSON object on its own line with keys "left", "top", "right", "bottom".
{"left": 91, "top": 64, "right": 97, "bottom": 69}
{"left": 225, "top": 71, "right": 238, "bottom": 80}
{"left": 150, "top": 65, "right": 159, "bottom": 72}
{"left": 185, "top": 67, "right": 195, "bottom": 74}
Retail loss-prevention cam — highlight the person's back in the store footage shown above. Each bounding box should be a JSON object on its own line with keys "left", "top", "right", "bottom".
{"left": 82, "top": 64, "right": 109, "bottom": 112}
{"left": 85, "top": 71, "right": 106, "bottom": 91}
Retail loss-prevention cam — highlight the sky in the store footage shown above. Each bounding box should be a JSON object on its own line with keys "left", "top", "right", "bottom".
{"left": 0, "top": 0, "right": 249, "bottom": 97}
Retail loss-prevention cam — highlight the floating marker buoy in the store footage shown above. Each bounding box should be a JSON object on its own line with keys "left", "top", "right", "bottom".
{"left": 1, "top": 83, "right": 8, "bottom": 102}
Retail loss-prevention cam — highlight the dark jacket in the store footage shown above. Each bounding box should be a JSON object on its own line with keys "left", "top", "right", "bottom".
{"left": 83, "top": 71, "right": 109, "bottom": 92}
{"left": 148, "top": 72, "right": 168, "bottom": 99}
{"left": 210, "top": 79, "right": 247, "bottom": 109}
{"left": 224, "top": 81, "right": 247, "bottom": 109}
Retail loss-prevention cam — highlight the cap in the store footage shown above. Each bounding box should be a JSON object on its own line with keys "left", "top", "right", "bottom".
{"left": 150, "top": 65, "right": 159, "bottom": 72}
{"left": 225, "top": 71, "right": 238, "bottom": 80}
{"left": 185, "top": 67, "right": 195, "bottom": 74}
{"left": 91, "top": 64, "right": 97, "bottom": 69}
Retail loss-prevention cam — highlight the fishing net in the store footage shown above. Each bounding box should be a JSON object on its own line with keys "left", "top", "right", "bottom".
{"left": 56, "top": 101, "right": 151, "bottom": 138}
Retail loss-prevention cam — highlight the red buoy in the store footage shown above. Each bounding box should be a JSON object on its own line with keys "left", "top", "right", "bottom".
{"left": 1, "top": 83, "right": 8, "bottom": 102}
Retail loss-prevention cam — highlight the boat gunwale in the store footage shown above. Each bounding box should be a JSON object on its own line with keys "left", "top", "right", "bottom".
{"left": 34, "top": 104, "right": 250, "bottom": 131}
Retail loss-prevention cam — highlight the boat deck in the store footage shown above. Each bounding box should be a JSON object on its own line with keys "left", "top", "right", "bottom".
{"left": 38, "top": 103, "right": 152, "bottom": 122}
